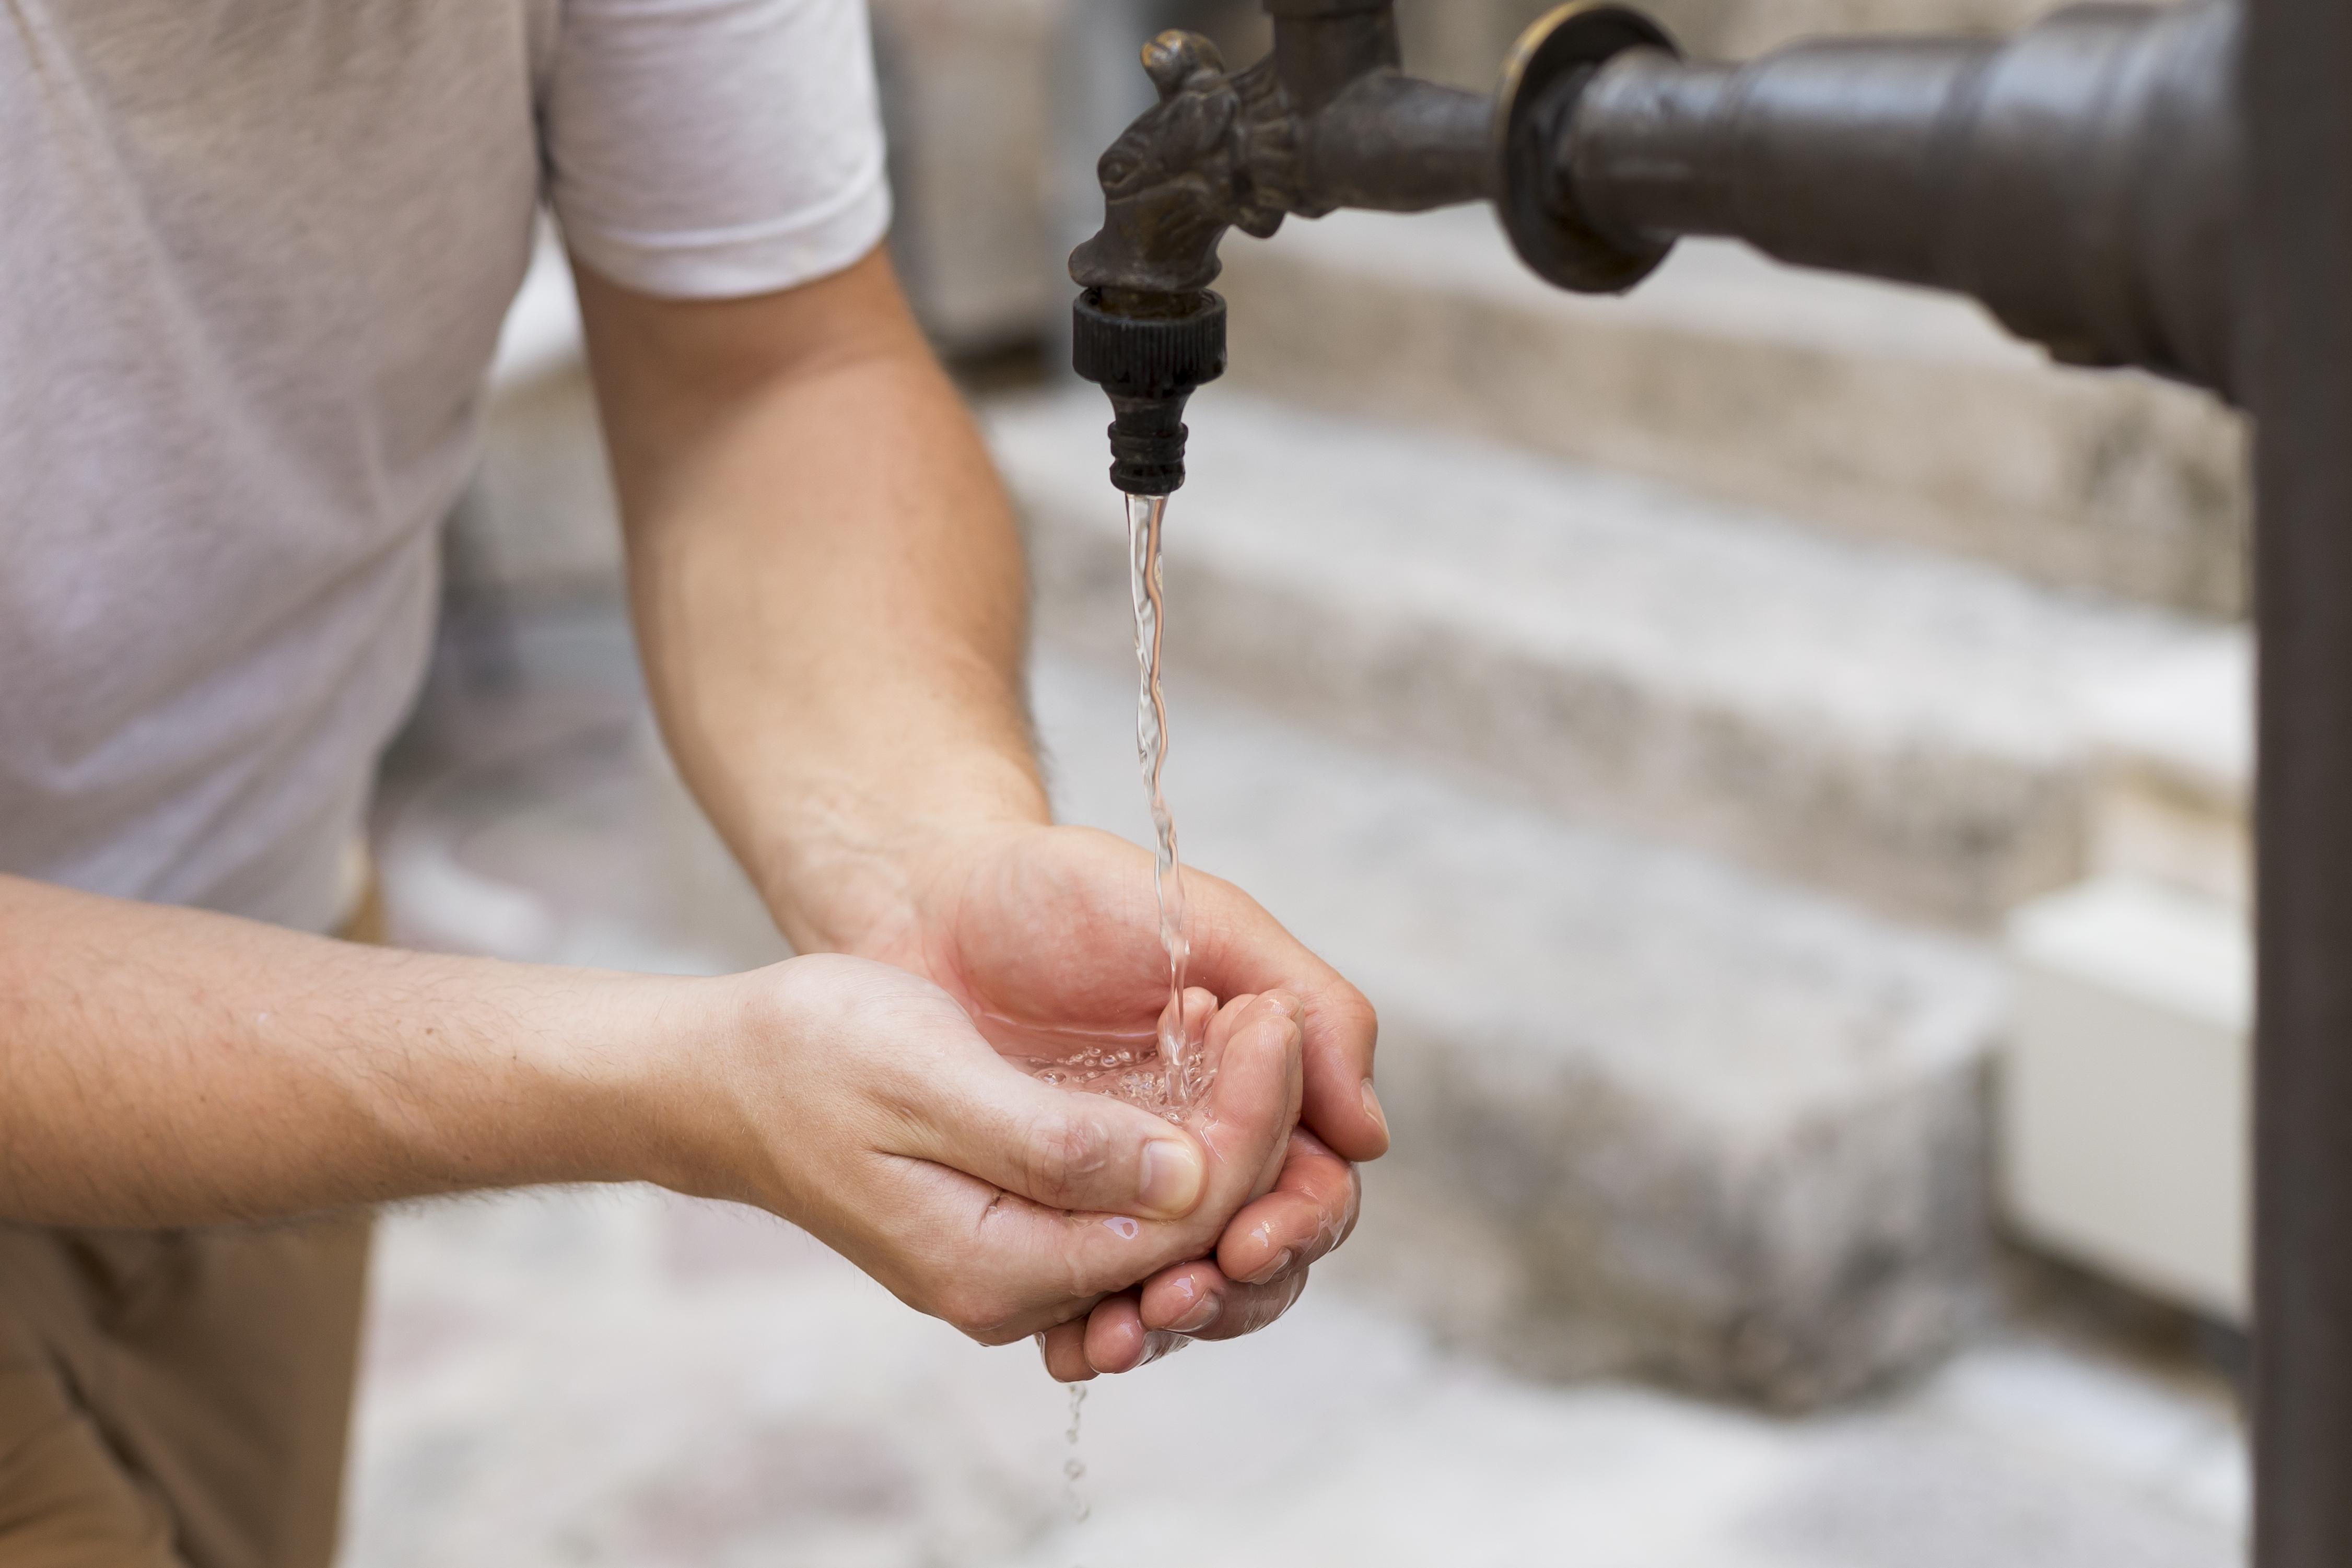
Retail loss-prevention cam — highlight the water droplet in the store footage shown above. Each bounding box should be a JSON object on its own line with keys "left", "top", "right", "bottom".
{"left": 1063, "top": 1383, "right": 1092, "bottom": 1530}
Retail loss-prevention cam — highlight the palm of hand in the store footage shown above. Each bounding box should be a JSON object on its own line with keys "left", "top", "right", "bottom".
{"left": 861, "top": 821, "right": 1384, "bottom": 1378}
{"left": 876, "top": 825, "right": 1177, "bottom": 1060}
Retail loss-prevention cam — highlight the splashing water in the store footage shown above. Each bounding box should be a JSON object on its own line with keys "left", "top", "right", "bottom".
{"left": 1128, "top": 491, "right": 1203, "bottom": 1111}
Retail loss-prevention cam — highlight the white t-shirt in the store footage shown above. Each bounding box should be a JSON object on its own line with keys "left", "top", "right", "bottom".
{"left": 0, "top": 0, "right": 891, "bottom": 932}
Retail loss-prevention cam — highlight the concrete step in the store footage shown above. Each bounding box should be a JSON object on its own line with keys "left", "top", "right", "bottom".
{"left": 989, "top": 385, "right": 2239, "bottom": 931}
{"left": 1032, "top": 651, "right": 2005, "bottom": 1407}
{"left": 1212, "top": 206, "right": 2249, "bottom": 616}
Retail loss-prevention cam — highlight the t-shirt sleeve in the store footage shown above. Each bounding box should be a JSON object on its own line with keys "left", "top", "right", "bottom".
{"left": 541, "top": 0, "right": 892, "bottom": 300}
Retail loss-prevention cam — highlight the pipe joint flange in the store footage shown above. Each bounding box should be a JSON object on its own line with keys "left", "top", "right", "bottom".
{"left": 1496, "top": 3, "right": 1681, "bottom": 293}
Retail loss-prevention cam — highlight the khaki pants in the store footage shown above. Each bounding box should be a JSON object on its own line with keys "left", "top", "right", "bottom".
{"left": 0, "top": 1218, "right": 371, "bottom": 1568}
{"left": 0, "top": 883, "right": 385, "bottom": 1567}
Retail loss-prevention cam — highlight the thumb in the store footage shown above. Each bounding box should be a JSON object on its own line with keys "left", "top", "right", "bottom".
{"left": 894, "top": 1049, "right": 1211, "bottom": 1222}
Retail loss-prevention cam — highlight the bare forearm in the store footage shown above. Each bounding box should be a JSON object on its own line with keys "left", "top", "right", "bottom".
{"left": 0, "top": 875, "right": 693, "bottom": 1227}
{"left": 577, "top": 251, "right": 1048, "bottom": 956}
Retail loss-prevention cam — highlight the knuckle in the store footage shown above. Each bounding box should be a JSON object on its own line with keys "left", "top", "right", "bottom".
{"left": 969, "top": 1321, "right": 1031, "bottom": 1349}
{"left": 1026, "top": 1108, "right": 1114, "bottom": 1202}
{"left": 933, "top": 1284, "right": 1021, "bottom": 1342}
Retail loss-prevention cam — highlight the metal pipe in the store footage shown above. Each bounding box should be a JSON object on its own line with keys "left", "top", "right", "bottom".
{"left": 1267, "top": 0, "right": 1399, "bottom": 113}
{"left": 2246, "top": 0, "right": 2352, "bottom": 1552}
{"left": 1504, "top": 0, "right": 2242, "bottom": 395}
{"left": 1310, "top": 72, "right": 1496, "bottom": 213}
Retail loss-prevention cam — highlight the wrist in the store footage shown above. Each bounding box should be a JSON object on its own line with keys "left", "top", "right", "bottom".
{"left": 755, "top": 766, "right": 1049, "bottom": 959}
{"left": 590, "top": 959, "right": 828, "bottom": 1215}
{"left": 524, "top": 967, "right": 753, "bottom": 1199}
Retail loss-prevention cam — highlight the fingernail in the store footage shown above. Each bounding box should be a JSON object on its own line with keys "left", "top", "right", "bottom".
{"left": 1138, "top": 1139, "right": 1204, "bottom": 1218}
{"left": 1241, "top": 1247, "right": 1294, "bottom": 1286}
{"left": 1168, "top": 1292, "right": 1221, "bottom": 1333}
{"left": 1360, "top": 1078, "right": 1389, "bottom": 1139}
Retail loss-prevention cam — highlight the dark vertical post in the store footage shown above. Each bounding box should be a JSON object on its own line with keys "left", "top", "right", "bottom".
{"left": 2248, "top": 0, "right": 2352, "bottom": 1558}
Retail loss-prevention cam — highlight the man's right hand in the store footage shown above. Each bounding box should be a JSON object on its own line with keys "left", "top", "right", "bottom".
{"left": 0, "top": 878, "right": 1303, "bottom": 1348}
{"left": 669, "top": 955, "right": 1305, "bottom": 1344}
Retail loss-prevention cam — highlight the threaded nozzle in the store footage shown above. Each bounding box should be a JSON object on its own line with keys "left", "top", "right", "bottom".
{"left": 1072, "top": 289, "right": 1227, "bottom": 496}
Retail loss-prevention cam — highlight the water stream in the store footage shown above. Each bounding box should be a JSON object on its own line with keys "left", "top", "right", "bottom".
{"left": 1007, "top": 491, "right": 1208, "bottom": 1120}
{"left": 1126, "top": 491, "right": 1202, "bottom": 1113}
{"left": 1040, "top": 491, "right": 1207, "bottom": 1566}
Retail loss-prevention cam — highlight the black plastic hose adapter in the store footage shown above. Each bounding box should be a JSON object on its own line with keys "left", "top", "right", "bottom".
{"left": 1071, "top": 288, "right": 1227, "bottom": 496}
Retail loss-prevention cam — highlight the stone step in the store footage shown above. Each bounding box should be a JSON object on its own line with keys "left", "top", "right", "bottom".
{"left": 2004, "top": 873, "right": 2250, "bottom": 1325}
{"left": 1030, "top": 651, "right": 2007, "bottom": 1408}
{"left": 352, "top": 1191, "right": 2244, "bottom": 1565}
{"left": 2082, "top": 638, "right": 2251, "bottom": 912}
{"left": 988, "top": 385, "right": 2239, "bottom": 931}
{"left": 1212, "top": 206, "right": 2249, "bottom": 616}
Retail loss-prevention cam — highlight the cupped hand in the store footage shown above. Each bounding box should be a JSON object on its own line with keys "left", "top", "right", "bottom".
{"left": 680, "top": 953, "right": 1302, "bottom": 1344}
{"left": 850, "top": 823, "right": 1385, "bottom": 1376}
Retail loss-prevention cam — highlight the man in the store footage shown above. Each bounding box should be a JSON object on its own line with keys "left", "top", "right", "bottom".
{"left": 0, "top": 2, "right": 1386, "bottom": 1564}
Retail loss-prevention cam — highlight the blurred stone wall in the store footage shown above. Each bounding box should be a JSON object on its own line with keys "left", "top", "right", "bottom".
{"left": 872, "top": 0, "right": 1067, "bottom": 355}
{"left": 1396, "top": 0, "right": 2075, "bottom": 88}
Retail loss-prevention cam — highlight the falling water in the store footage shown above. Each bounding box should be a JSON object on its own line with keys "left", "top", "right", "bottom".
{"left": 1063, "top": 1382, "right": 1091, "bottom": 1530}
{"left": 1127, "top": 490, "right": 1201, "bottom": 1112}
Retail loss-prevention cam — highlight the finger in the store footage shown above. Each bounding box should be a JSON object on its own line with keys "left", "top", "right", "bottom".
{"left": 1128, "top": 1130, "right": 1352, "bottom": 1343}
{"left": 1083, "top": 1293, "right": 1191, "bottom": 1374}
{"left": 1138, "top": 1258, "right": 1311, "bottom": 1342}
{"left": 1177, "top": 985, "right": 1220, "bottom": 1055}
{"left": 1215, "top": 1128, "right": 1360, "bottom": 1285}
{"left": 927, "top": 995, "right": 1305, "bottom": 1333}
{"left": 892, "top": 1045, "right": 1211, "bottom": 1221}
{"left": 1038, "top": 1321, "right": 1096, "bottom": 1383}
{"left": 1186, "top": 986, "right": 1257, "bottom": 1091}
{"left": 1188, "top": 992, "right": 1306, "bottom": 1214}
{"left": 1082, "top": 1292, "right": 1146, "bottom": 1372}
{"left": 1182, "top": 869, "right": 1388, "bottom": 1163}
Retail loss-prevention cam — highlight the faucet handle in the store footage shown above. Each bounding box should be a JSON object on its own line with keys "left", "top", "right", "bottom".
{"left": 1142, "top": 30, "right": 1227, "bottom": 101}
